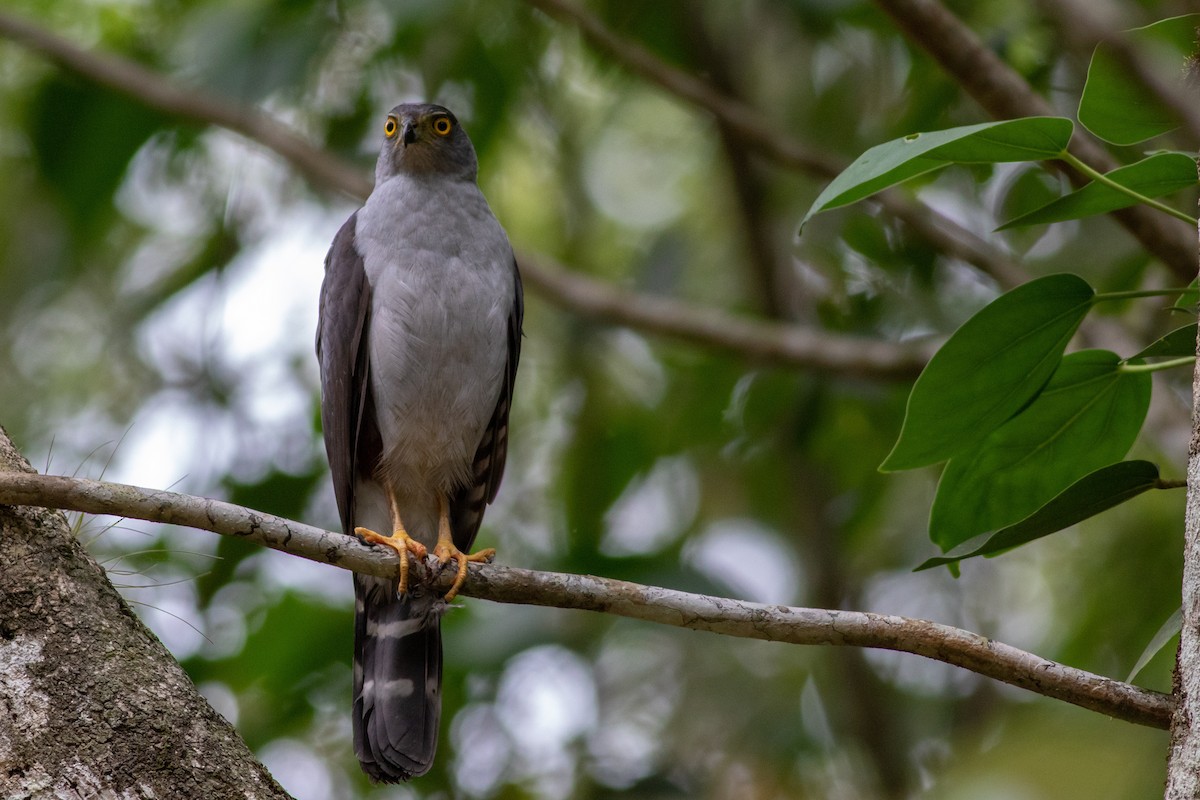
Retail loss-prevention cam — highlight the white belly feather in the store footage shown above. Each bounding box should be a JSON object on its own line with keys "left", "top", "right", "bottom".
{"left": 353, "top": 174, "right": 512, "bottom": 540}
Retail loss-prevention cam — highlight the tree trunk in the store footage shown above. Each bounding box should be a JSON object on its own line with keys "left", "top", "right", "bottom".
{"left": 0, "top": 426, "right": 291, "bottom": 799}
{"left": 1164, "top": 202, "right": 1200, "bottom": 797}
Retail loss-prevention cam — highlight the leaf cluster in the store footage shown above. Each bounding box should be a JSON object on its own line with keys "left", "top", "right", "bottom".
{"left": 804, "top": 14, "right": 1199, "bottom": 571}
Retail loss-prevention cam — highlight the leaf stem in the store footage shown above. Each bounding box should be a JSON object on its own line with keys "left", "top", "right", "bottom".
{"left": 1119, "top": 356, "right": 1196, "bottom": 373}
{"left": 1058, "top": 151, "right": 1197, "bottom": 226}
{"left": 1094, "top": 288, "right": 1195, "bottom": 303}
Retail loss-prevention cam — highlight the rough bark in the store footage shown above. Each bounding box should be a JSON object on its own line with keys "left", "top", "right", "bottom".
{"left": 1164, "top": 195, "right": 1200, "bottom": 799}
{"left": 0, "top": 426, "right": 291, "bottom": 800}
{"left": 0, "top": 470, "right": 1172, "bottom": 731}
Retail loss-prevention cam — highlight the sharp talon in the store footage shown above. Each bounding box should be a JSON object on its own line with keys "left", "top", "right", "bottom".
{"left": 443, "top": 551, "right": 469, "bottom": 603}
{"left": 431, "top": 494, "right": 494, "bottom": 602}
{"left": 469, "top": 548, "right": 496, "bottom": 564}
{"left": 355, "top": 526, "right": 424, "bottom": 595}
{"left": 434, "top": 546, "right": 494, "bottom": 602}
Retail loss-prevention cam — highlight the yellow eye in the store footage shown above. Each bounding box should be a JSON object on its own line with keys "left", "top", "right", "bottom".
{"left": 384, "top": 117, "right": 398, "bottom": 138}
{"left": 432, "top": 116, "right": 453, "bottom": 136}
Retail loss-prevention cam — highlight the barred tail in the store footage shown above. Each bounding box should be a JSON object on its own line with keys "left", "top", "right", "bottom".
{"left": 352, "top": 574, "right": 442, "bottom": 782}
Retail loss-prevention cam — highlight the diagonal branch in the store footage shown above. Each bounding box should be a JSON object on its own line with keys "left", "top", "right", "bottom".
{"left": 0, "top": 470, "right": 1173, "bottom": 731}
{"left": 1034, "top": 0, "right": 1200, "bottom": 144}
{"left": 532, "top": 0, "right": 1196, "bottom": 282}
{"left": 0, "top": 11, "right": 370, "bottom": 201}
{"left": 524, "top": 0, "right": 1030, "bottom": 289}
{"left": 527, "top": 0, "right": 835, "bottom": 175}
{"left": 519, "top": 255, "right": 932, "bottom": 378}
{"left": 0, "top": 8, "right": 927, "bottom": 381}
{"left": 870, "top": 0, "right": 1197, "bottom": 282}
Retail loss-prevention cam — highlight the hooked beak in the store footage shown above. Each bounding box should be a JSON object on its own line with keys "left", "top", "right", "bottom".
{"left": 401, "top": 120, "right": 418, "bottom": 146}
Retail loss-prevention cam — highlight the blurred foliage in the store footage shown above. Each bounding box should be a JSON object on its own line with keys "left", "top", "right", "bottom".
{"left": 1, "top": 0, "right": 1196, "bottom": 798}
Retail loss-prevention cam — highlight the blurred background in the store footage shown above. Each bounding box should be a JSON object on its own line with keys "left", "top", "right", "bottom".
{"left": 0, "top": 0, "right": 1195, "bottom": 797}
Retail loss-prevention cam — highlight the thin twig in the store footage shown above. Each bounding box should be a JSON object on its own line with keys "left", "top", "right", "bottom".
{"left": 0, "top": 8, "right": 930, "bottom": 381}
{"left": 0, "top": 470, "right": 1173, "bottom": 731}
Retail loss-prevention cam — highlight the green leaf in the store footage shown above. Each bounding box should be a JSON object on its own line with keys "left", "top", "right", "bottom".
{"left": 800, "top": 117, "right": 1074, "bottom": 229}
{"left": 1079, "top": 14, "right": 1200, "bottom": 145}
{"left": 881, "top": 274, "right": 1095, "bottom": 471}
{"left": 1134, "top": 323, "right": 1198, "bottom": 359}
{"left": 928, "top": 350, "right": 1152, "bottom": 550}
{"left": 916, "top": 460, "right": 1161, "bottom": 570}
{"left": 998, "top": 167, "right": 1061, "bottom": 225}
{"left": 1127, "top": 608, "right": 1182, "bottom": 683}
{"left": 998, "top": 152, "right": 1199, "bottom": 230}
{"left": 1171, "top": 280, "right": 1200, "bottom": 314}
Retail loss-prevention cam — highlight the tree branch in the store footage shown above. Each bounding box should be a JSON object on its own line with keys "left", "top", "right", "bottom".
{"left": 0, "top": 434, "right": 291, "bottom": 798}
{"left": 0, "top": 471, "right": 1173, "bottom": 731}
{"left": 528, "top": 0, "right": 836, "bottom": 175}
{"left": 524, "top": 0, "right": 1031, "bottom": 290}
{"left": 1034, "top": 0, "right": 1200, "bottom": 144}
{"left": 519, "top": 254, "right": 932, "bottom": 378}
{"left": 870, "top": 0, "right": 1198, "bottom": 282}
{"left": 0, "top": 10, "right": 370, "bottom": 201}
{"left": 681, "top": 11, "right": 795, "bottom": 318}
{"left": 0, "top": 8, "right": 928, "bottom": 381}
{"left": 1163, "top": 179, "right": 1200, "bottom": 797}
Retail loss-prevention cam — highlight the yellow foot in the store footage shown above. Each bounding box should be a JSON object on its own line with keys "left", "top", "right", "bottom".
{"left": 431, "top": 494, "right": 495, "bottom": 602}
{"left": 355, "top": 527, "right": 428, "bottom": 594}
{"left": 434, "top": 542, "right": 496, "bottom": 603}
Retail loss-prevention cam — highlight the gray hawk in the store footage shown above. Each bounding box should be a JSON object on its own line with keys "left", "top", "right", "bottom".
{"left": 316, "top": 103, "right": 522, "bottom": 782}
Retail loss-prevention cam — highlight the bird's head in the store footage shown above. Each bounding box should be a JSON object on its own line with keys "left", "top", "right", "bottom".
{"left": 375, "top": 103, "right": 478, "bottom": 182}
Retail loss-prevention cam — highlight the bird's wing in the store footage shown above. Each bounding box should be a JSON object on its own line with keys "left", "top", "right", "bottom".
{"left": 450, "top": 257, "right": 524, "bottom": 551}
{"left": 317, "top": 212, "right": 382, "bottom": 534}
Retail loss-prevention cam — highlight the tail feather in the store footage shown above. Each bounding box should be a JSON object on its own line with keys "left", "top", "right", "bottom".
{"left": 353, "top": 574, "right": 443, "bottom": 782}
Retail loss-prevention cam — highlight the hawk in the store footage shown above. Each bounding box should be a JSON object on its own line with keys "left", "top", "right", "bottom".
{"left": 316, "top": 103, "right": 522, "bottom": 781}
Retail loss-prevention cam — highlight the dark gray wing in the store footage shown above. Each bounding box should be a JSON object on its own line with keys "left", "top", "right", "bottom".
{"left": 317, "top": 212, "right": 381, "bottom": 534}
{"left": 450, "top": 258, "right": 524, "bottom": 551}
{"left": 322, "top": 218, "right": 442, "bottom": 783}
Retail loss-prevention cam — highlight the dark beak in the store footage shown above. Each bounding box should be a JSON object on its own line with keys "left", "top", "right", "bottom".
{"left": 401, "top": 121, "right": 418, "bottom": 146}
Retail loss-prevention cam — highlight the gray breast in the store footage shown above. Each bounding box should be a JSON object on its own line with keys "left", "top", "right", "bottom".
{"left": 355, "top": 174, "right": 514, "bottom": 496}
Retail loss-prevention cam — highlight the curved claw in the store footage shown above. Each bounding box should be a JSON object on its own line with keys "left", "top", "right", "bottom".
{"left": 356, "top": 527, "right": 427, "bottom": 594}
{"left": 432, "top": 493, "right": 495, "bottom": 602}
{"left": 435, "top": 544, "right": 496, "bottom": 602}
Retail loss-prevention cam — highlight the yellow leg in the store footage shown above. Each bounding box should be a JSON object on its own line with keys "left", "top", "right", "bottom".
{"left": 355, "top": 495, "right": 427, "bottom": 594}
{"left": 433, "top": 495, "right": 495, "bottom": 602}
